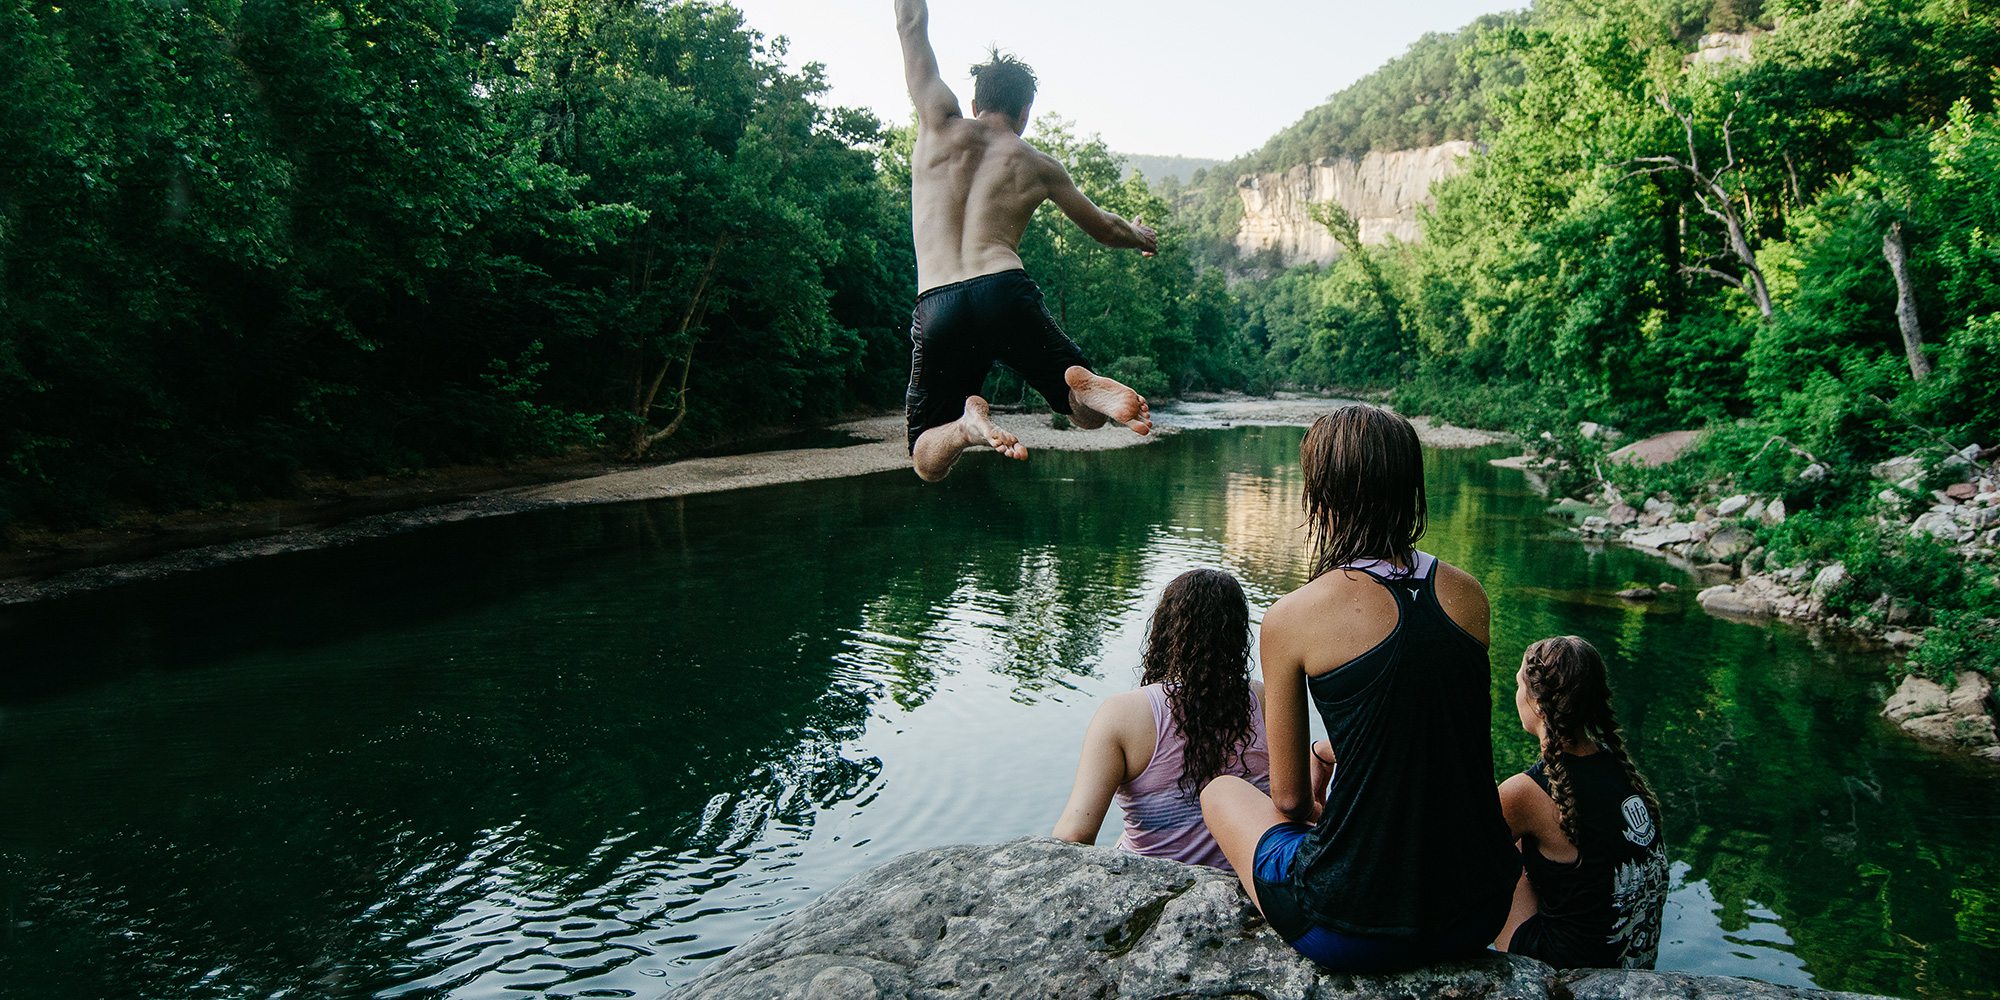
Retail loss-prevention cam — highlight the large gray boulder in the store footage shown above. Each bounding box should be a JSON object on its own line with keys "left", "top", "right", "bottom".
{"left": 668, "top": 839, "right": 1899, "bottom": 1000}
{"left": 1625, "top": 523, "right": 1696, "bottom": 550}
{"left": 1698, "top": 584, "right": 1776, "bottom": 617}
{"left": 1694, "top": 524, "right": 1756, "bottom": 564}
{"left": 1883, "top": 672, "right": 1999, "bottom": 749}
{"left": 1609, "top": 430, "right": 1702, "bottom": 468}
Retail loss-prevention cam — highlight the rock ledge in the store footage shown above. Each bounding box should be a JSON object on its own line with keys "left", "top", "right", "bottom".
{"left": 668, "top": 839, "right": 1898, "bottom": 1000}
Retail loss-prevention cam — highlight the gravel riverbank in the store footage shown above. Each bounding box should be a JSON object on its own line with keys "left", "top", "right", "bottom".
{"left": 2, "top": 396, "right": 1502, "bottom": 605}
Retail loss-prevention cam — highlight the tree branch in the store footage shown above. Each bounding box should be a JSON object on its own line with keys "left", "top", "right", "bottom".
{"left": 1682, "top": 264, "right": 1745, "bottom": 289}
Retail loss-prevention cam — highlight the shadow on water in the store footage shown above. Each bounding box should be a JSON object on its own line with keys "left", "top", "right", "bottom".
{"left": 0, "top": 428, "right": 1995, "bottom": 998}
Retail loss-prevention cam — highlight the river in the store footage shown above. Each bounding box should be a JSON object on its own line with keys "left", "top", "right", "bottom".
{"left": 2, "top": 427, "right": 1996, "bottom": 998}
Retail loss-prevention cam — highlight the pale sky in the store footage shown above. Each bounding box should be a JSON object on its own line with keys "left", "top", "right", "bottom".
{"left": 726, "top": 0, "right": 1528, "bottom": 159}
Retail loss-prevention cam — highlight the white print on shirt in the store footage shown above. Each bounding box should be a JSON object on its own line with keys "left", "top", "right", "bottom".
{"left": 1607, "top": 837, "right": 1669, "bottom": 969}
{"left": 1621, "top": 795, "right": 1657, "bottom": 847}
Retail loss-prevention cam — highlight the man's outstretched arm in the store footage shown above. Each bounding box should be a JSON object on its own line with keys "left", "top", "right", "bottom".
{"left": 895, "top": 0, "right": 960, "bottom": 124}
{"left": 1044, "top": 159, "right": 1159, "bottom": 255}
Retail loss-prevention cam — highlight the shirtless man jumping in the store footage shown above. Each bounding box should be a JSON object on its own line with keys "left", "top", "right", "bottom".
{"left": 895, "top": 0, "right": 1158, "bottom": 482}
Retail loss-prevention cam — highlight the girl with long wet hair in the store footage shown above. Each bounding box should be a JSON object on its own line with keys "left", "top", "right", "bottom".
{"left": 1495, "top": 636, "right": 1668, "bottom": 969}
{"left": 1199, "top": 404, "right": 1519, "bottom": 972}
{"left": 1052, "top": 568, "right": 1270, "bottom": 869}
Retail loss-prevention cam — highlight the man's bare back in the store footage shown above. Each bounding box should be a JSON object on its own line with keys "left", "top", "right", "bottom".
{"left": 894, "top": 0, "right": 1158, "bottom": 482}
{"left": 909, "top": 117, "right": 1047, "bottom": 291}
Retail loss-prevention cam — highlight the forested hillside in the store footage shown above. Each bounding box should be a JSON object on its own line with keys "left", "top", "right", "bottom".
{"left": 2, "top": 0, "right": 907, "bottom": 526}
{"left": 1230, "top": 0, "right": 1998, "bottom": 469}
{"left": 1222, "top": 0, "right": 2000, "bottom": 678}
{"left": 1120, "top": 154, "right": 1221, "bottom": 186}
{"left": 0, "top": 0, "right": 1223, "bottom": 530}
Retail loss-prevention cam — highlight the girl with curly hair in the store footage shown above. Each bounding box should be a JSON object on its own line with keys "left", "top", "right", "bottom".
{"left": 1052, "top": 568, "right": 1270, "bottom": 869}
{"left": 1495, "top": 635, "right": 1669, "bottom": 969}
{"left": 1198, "top": 404, "right": 1520, "bottom": 972}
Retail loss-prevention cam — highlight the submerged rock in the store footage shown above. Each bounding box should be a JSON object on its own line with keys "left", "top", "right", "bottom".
{"left": 1617, "top": 587, "right": 1660, "bottom": 601}
{"left": 668, "top": 839, "right": 1902, "bottom": 999}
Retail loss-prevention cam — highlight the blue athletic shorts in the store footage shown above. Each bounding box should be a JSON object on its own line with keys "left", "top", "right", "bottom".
{"left": 1251, "top": 822, "right": 1499, "bottom": 972}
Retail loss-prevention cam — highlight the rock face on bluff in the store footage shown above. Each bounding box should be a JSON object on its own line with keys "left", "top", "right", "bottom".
{"left": 668, "top": 838, "right": 1898, "bottom": 1000}
{"left": 1235, "top": 141, "right": 1476, "bottom": 266}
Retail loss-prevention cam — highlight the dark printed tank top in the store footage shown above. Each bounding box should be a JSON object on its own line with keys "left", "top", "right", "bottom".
{"left": 1282, "top": 553, "right": 1521, "bottom": 936}
{"left": 1523, "top": 751, "right": 1669, "bottom": 968}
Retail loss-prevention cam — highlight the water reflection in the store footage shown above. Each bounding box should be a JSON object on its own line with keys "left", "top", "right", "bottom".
{"left": 1664, "top": 863, "right": 1816, "bottom": 987}
{"left": 1, "top": 429, "right": 1996, "bottom": 998}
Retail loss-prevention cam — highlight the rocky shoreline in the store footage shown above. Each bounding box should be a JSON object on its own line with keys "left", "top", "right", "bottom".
{"left": 669, "top": 838, "right": 1899, "bottom": 1000}
{"left": 1517, "top": 430, "right": 2000, "bottom": 763}
{"left": 0, "top": 395, "right": 1502, "bottom": 606}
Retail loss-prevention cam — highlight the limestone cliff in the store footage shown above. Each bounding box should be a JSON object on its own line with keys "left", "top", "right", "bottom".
{"left": 1234, "top": 140, "right": 1476, "bottom": 266}
{"left": 1688, "top": 31, "right": 1758, "bottom": 65}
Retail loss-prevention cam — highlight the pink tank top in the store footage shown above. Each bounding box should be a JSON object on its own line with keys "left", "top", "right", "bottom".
{"left": 1112, "top": 684, "right": 1270, "bottom": 870}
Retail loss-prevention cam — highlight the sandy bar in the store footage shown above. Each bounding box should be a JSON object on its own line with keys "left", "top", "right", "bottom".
{"left": 1, "top": 397, "right": 1506, "bottom": 604}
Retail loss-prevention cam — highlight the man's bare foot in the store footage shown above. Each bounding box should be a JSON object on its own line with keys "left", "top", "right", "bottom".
{"left": 1064, "top": 366, "right": 1151, "bottom": 435}
{"left": 959, "top": 396, "right": 1027, "bottom": 460}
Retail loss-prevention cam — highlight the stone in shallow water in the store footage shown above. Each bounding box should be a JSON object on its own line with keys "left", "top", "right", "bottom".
{"left": 1698, "top": 584, "right": 1774, "bottom": 617}
{"left": 666, "top": 839, "right": 1904, "bottom": 999}
{"left": 1903, "top": 712, "right": 1999, "bottom": 746}
{"left": 1884, "top": 672, "right": 1999, "bottom": 749}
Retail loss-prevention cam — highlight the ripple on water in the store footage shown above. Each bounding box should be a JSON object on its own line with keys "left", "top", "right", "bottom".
{"left": 1660, "top": 862, "right": 1817, "bottom": 988}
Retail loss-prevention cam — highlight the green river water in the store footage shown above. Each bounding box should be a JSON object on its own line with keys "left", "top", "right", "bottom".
{"left": 2, "top": 426, "right": 1996, "bottom": 998}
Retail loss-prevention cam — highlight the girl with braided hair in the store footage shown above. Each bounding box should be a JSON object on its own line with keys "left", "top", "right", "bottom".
{"left": 1495, "top": 635, "right": 1669, "bottom": 969}
{"left": 1052, "top": 568, "right": 1270, "bottom": 870}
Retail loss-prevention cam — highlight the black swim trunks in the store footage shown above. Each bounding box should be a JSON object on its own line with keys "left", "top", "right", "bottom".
{"left": 904, "top": 269, "right": 1090, "bottom": 452}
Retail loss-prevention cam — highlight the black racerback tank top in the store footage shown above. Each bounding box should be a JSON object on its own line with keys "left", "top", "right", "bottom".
{"left": 1282, "top": 552, "right": 1521, "bottom": 937}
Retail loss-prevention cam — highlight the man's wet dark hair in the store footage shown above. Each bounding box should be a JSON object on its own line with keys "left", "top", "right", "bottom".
{"left": 970, "top": 47, "right": 1037, "bottom": 120}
